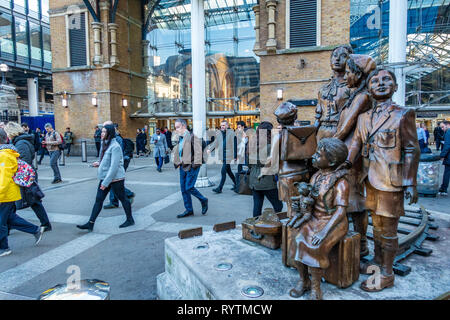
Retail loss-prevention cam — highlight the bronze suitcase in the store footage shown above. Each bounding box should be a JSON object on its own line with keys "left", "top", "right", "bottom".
{"left": 242, "top": 212, "right": 287, "bottom": 249}
{"left": 324, "top": 231, "right": 361, "bottom": 288}
{"left": 281, "top": 219, "right": 299, "bottom": 268}
{"left": 280, "top": 125, "right": 317, "bottom": 161}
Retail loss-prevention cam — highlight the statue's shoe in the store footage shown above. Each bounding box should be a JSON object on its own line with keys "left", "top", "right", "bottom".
{"left": 360, "top": 260, "right": 381, "bottom": 275}
{"left": 289, "top": 280, "right": 311, "bottom": 298}
{"left": 360, "top": 273, "right": 394, "bottom": 292}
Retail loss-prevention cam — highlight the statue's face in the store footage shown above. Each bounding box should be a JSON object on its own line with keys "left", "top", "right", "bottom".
{"left": 344, "top": 63, "right": 360, "bottom": 88}
{"left": 312, "top": 148, "right": 331, "bottom": 170}
{"left": 331, "top": 47, "right": 350, "bottom": 72}
{"left": 368, "top": 70, "right": 397, "bottom": 101}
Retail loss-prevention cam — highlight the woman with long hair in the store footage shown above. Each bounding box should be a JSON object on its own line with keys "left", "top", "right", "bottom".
{"left": 77, "top": 125, "right": 134, "bottom": 231}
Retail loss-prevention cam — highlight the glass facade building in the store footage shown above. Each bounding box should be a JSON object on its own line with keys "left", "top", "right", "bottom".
{"left": 143, "top": 0, "right": 260, "bottom": 129}
{"left": 140, "top": 0, "right": 449, "bottom": 128}
{"left": 351, "top": 0, "right": 449, "bottom": 108}
{"left": 0, "top": 0, "right": 51, "bottom": 72}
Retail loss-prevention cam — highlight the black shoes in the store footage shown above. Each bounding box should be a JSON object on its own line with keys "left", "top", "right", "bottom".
{"left": 177, "top": 211, "right": 194, "bottom": 218}
{"left": 77, "top": 221, "right": 94, "bottom": 232}
{"left": 42, "top": 224, "right": 52, "bottom": 232}
{"left": 201, "top": 199, "right": 208, "bottom": 215}
{"left": 51, "top": 179, "right": 62, "bottom": 184}
{"left": 212, "top": 187, "right": 222, "bottom": 194}
{"left": 119, "top": 219, "right": 135, "bottom": 228}
{"left": 157, "top": 168, "right": 162, "bottom": 172}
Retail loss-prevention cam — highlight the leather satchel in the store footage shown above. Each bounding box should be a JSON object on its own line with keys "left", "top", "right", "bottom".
{"left": 280, "top": 125, "right": 317, "bottom": 161}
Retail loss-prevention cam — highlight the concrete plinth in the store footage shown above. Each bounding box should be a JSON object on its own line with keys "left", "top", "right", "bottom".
{"left": 157, "top": 225, "right": 450, "bottom": 300}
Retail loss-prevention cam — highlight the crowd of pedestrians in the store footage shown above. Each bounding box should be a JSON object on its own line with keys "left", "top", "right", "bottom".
{"left": 2, "top": 117, "right": 449, "bottom": 257}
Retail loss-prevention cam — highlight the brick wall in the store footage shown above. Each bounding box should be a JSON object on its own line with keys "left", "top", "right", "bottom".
{"left": 50, "top": 0, "right": 147, "bottom": 151}
{"left": 256, "top": 0, "right": 350, "bottom": 124}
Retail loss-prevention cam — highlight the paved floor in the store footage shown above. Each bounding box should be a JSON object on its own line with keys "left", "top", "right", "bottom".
{"left": 0, "top": 154, "right": 448, "bottom": 300}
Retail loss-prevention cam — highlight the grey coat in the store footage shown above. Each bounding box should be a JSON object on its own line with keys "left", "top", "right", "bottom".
{"left": 151, "top": 133, "right": 168, "bottom": 157}
{"left": 98, "top": 139, "right": 125, "bottom": 187}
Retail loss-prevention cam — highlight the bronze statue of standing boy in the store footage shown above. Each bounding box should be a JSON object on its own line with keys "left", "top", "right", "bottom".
{"left": 346, "top": 68, "right": 420, "bottom": 292}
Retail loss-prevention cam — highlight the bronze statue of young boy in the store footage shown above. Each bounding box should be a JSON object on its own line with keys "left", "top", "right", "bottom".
{"left": 289, "top": 138, "right": 350, "bottom": 300}
{"left": 346, "top": 68, "right": 420, "bottom": 292}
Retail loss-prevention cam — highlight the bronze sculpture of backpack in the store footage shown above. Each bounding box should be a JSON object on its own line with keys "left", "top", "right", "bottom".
{"left": 280, "top": 125, "right": 317, "bottom": 161}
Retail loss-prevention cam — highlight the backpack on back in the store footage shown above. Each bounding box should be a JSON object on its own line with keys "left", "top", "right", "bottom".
{"left": 123, "top": 138, "right": 134, "bottom": 158}
{"left": 53, "top": 132, "right": 66, "bottom": 150}
{"left": 13, "top": 159, "right": 36, "bottom": 187}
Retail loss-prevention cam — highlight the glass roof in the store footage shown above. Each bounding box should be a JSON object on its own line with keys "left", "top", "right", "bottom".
{"left": 146, "top": 0, "right": 258, "bottom": 30}
{"left": 350, "top": 0, "right": 449, "bottom": 86}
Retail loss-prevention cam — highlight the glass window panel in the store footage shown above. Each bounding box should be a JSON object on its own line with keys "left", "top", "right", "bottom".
{"left": 29, "top": 22, "right": 41, "bottom": 61}
{"left": 41, "top": 0, "right": 49, "bottom": 17}
{"left": 0, "top": 13, "right": 14, "bottom": 57}
{"left": 15, "top": 17, "right": 28, "bottom": 58}
{"left": 29, "top": 0, "right": 40, "bottom": 14}
{"left": 42, "top": 26, "right": 51, "bottom": 63}
{"left": 148, "top": 0, "right": 260, "bottom": 120}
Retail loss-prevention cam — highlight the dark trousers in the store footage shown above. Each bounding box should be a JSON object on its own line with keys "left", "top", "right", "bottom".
{"left": 38, "top": 147, "right": 49, "bottom": 162}
{"left": 252, "top": 188, "right": 283, "bottom": 217}
{"left": 439, "top": 165, "right": 450, "bottom": 193}
{"left": 180, "top": 167, "right": 207, "bottom": 212}
{"left": 109, "top": 158, "right": 133, "bottom": 206}
{"left": 49, "top": 150, "right": 61, "bottom": 180}
{"left": 234, "top": 164, "right": 245, "bottom": 191}
{"left": 0, "top": 202, "right": 38, "bottom": 250}
{"left": 419, "top": 139, "right": 426, "bottom": 152}
{"left": 66, "top": 143, "right": 72, "bottom": 155}
{"left": 218, "top": 163, "right": 236, "bottom": 190}
{"left": 30, "top": 201, "right": 51, "bottom": 227}
{"left": 155, "top": 156, "right": 163, "bottom": 170}
{"left": 436, "top": 140, "right": 443, "bottom": 151}
{"left": 90, "top": 180, "right": 133, "bottom": 223}
{"left": 95, "top": 142, "right": 101, "bottom": 157}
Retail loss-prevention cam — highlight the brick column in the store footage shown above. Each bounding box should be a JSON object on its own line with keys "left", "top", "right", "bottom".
{"left": 108, "top": 23, "right": 119, "bottom": 66}
{"left": 92, "top": 22, "right": 103, "bottom": 65}
{"left": 266, "top": 0, "right": 278, "bottom": 52}
{"left": 99, "top": 1, "right": 110, "bottom": 65}
{"left": 253, "top": 5, "right": 261, "bottom": 52}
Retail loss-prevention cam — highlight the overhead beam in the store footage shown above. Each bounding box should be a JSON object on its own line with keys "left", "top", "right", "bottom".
{"left": 83, "top": 0, "right": 100, "bottom": 22}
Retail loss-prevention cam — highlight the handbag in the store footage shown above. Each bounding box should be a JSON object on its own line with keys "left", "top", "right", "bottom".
{"left": 164, "top": 154, "right": 170, "bottom": 164}
{"left": 15, "top": 182, "right": 45, "bottom": 210}
{"left": 238, "top": 172, "right": 252, "bottom": 195}
{"left": 280, "top": 125, "right": 317, "bottom": 161}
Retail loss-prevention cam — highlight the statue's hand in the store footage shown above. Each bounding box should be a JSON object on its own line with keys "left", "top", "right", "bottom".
{"left": 311, "top": 231, "right": 326, "bottom": 246}
{"left": 404, "top": 186, "right": 418, "bottom": 205}
{"left": 287, "top": 215, "right": 299, "bottom": 228}
{"left": 293, "top": 218, "right": 306, "bottom": 229}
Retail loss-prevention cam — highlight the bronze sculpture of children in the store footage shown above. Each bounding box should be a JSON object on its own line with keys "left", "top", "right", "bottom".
{"left": 289, "top": 138, "right": 350, "bottom": 300}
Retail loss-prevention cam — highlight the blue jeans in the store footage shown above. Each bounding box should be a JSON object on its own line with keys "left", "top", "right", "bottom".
{"left": 439, "top": 165, "right": 450, "bottom": 193}
{"left": 49, "top": 150, "right": 61, "bottom": 180}
{"left": 0, "top": 202, "right": 39, "bottom": 250}
{"left": 155, "top": 156, "right": 163, "bottom": 170}
{"left": 180, "top": 167, "right": 207, "bottom": 212}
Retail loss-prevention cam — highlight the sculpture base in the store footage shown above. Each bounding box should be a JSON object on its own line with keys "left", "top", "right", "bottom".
{"left": 157, "top": 227, "right": 449, "bottom": 300}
